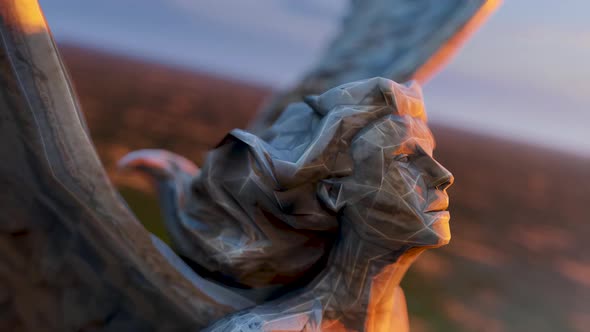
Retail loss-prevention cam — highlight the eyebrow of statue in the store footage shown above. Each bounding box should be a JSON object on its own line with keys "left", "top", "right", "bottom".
{"left": 408, "top": 120, "right": 436, "bottom": 153}
{"left": 393, "top": 143, "right": 416, "bottom": 156}
{"left": 394, "top": 134, "right": 434, "bottom": 157}
{"left": 415, "top": 136, "right": 435, "bottom": 156}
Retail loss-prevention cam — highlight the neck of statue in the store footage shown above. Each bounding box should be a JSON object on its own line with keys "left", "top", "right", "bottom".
{"left": 252, "top": 217, "right": 425, "bottom": 331}
{"left": 306, "top": 217, "right": 425, "bottom": 330}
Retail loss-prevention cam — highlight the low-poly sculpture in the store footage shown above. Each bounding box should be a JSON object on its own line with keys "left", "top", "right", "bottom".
{"left": 122, "top": 78, "right": 454, "bottom": 331}
{"left": 0, "top": 0, "right": 497, "bottom": 331}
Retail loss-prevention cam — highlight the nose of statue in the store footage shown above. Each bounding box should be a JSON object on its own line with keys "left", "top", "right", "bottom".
{"left": 426, "top": 157, "right": 454, "bottom": 191}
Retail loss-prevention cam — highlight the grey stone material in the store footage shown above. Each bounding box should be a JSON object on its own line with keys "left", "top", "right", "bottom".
{"left": 0, "top": 0, "right": 493, "bottom": 331}
{"left": 195, "top": 78, "right": 453, "bottom": 332}
{"left": 0, "top": 1, "right": 250, "bottom": 330}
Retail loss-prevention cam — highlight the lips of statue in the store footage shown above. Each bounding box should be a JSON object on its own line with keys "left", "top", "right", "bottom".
{"left": 336, "top": 114, "right": 454, "bottom": 249}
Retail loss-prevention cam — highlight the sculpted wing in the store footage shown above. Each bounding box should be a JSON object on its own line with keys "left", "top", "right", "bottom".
{"left": 0, "top": 1, "right": 253, "bottom": 331}
{"left": 249, "top": 0, "right": 499, "bottom": 132}
{"left": 0, "top": 0, "right": 499, "bottom": 330}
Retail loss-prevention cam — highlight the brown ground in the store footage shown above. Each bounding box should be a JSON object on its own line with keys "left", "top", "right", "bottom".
{"left": 60, "top": 45, "right": 590, "bottom": 332}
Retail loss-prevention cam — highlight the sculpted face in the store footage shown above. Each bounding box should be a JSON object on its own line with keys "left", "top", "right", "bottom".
{"left": 337, "top": 114, "right": 454, "bottom": 248}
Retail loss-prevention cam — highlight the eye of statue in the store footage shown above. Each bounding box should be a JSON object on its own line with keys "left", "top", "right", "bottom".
{"left": 395, "top": 154, "right": 410, "bottom": 163}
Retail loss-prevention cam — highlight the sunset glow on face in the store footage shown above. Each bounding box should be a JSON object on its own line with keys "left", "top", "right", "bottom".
{"left": 344, "top": 115, "right": 454, "bottom": 248}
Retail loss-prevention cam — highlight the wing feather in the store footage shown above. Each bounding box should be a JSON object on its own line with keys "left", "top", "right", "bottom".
{"left": 249, "top": 0, "right": 500, "bottom": 132}
{"left": 0, "top": 1, "right": 252, "bottom": 330}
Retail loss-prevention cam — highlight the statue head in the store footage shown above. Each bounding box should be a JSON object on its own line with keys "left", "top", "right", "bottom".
{"left": 322, "top": 118, "right": 453, "bottom": 250}
{"left": 259, "top": 78, "right": 454, "bottom": 249}
{"left": 151, "top": 77, "right": 454, "bottom": 286}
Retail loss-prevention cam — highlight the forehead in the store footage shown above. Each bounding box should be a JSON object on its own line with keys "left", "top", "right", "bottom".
{"left": 359, "top": 115, "right": 435, "bottom": 153}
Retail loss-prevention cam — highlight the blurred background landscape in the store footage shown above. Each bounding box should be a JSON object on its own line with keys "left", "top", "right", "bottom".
{"left": 39, "top": 1, "right": 589, "bottom": 331}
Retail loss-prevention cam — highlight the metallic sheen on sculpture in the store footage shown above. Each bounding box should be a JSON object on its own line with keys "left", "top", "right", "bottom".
{"left": 0, "top": 0, "right": 498, "bottom": 331}
{"left": 123, "top": 77, "right": 454, "bottom": 331}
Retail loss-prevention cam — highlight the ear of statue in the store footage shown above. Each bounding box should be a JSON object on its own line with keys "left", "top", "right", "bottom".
{"left": 317, "top": 180, "right": 345, "bottom": 213}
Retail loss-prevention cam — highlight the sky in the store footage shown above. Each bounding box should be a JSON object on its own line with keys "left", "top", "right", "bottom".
{"left": 38, "top": 0, "right": 590, "bottom": 156}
